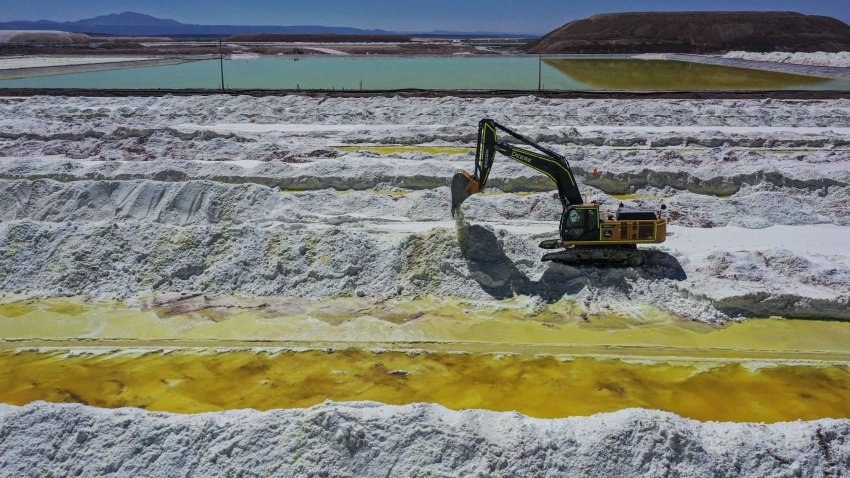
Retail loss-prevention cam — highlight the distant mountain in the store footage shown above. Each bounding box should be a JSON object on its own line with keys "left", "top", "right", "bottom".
{"left": 0, "top": 11, "right": 532, "bottom": 37}
{"left": 0, "top": 11, "right": 395, "bottom": 36}
{"left": 74, "top": 12, "right": 182, "bottom": 27}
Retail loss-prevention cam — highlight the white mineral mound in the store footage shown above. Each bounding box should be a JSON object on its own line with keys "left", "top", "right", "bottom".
{"left": 724, "top": 51, "right": 850, "bottom": 68}
{"left": 0, "top": 401, "right": 846, "bottom": 477}
{"left": 0, "top": 30, "right": 91, "bottom": 44}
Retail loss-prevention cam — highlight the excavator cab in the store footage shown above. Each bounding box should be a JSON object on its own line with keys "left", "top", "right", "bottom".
{"left": 561, "top": 206, "right": 600, "bottom": 241}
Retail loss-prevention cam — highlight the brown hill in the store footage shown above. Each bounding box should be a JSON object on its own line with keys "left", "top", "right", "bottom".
{"left": 526, "top": 12, "right": 850, "bottom": 54}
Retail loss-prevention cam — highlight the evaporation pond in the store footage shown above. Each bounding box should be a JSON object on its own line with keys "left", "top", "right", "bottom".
{"left": 3, "top": 349, "right": 850, "bottom": 422}
{"left": 5, "top": 297, "right": 850, "bottom": 421}
{"left": 2, "top": 56, "right": 848, "bottom": 91}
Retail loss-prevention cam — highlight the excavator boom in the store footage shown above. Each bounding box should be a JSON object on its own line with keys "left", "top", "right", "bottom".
{"left": 451, "top": 119, "right": 583, "bottom": 215}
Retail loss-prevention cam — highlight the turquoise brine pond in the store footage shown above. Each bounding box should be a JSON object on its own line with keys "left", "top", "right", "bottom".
{"left": 2, "top": 56, "right": 849, "bottom": 91}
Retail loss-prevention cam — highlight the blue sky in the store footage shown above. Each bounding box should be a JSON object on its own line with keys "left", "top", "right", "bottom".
{"left": 2, "top": 0, "right": 849, "bottom": 34}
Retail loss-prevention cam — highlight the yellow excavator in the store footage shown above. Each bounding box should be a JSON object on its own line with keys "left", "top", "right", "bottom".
{"left": 451, "top": 119, "right": 667, "bottom": 266}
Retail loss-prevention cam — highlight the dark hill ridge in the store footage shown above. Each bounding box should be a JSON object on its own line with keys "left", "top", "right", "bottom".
{"left": 526, "top": 12, "right": 850, "bottom": 54}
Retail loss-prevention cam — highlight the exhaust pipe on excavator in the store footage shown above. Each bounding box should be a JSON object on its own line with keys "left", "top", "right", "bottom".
{"left": 451, "top": 169, "right": 482, "bottom": 217}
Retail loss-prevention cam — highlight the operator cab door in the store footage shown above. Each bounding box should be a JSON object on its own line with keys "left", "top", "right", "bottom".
{"left": 561, "top": 207, "right": 600, "bottom": 242}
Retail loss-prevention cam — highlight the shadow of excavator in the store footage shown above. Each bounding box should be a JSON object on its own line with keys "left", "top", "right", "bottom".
{"left": 457, "top": 222, "right": 686, "bottom": 301}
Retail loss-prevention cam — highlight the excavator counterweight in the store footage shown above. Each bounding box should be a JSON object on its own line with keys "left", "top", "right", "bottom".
{"left": 451, "top": 119, "right": 667, "bottom": 266}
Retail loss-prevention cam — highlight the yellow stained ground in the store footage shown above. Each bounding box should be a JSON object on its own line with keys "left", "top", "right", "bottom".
{"left": 333, "top": 145, "right": 850, "bottom": 156}
{"left": 279, "top": 189, "right": 541, "bottom": 197}
{"left": 610, "top": 194, "right": 672, "bottom": 201}
{"left": 335, "top": 145, "right": 474, "bottom": 155}
{"left": 2, "top": 350, "right": 850, "bottom": 422}
{"left": 3, "top": 296, "right": 850, "bottom": 361}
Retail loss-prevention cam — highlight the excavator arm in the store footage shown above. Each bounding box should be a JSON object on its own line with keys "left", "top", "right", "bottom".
{"left": 451, "top": 119, "right": 583, "bottom": 215}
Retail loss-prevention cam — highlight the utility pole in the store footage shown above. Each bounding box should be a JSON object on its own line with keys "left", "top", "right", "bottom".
{"left": 537, "top": 53, "right": 542, "bottom": 92}
{"left": 219, "top": 40, "right": 225, "bottom": 91}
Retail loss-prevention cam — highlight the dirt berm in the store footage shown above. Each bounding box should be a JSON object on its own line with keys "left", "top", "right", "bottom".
{"left": 526, "top": 11, "right": 850, "bottom": 54}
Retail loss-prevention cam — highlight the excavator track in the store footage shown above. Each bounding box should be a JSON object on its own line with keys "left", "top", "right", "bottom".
{"left": 542, "top": 246, "right": 647, "bottom": 266}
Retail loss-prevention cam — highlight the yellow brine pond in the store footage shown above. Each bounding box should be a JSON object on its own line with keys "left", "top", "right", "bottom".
{"left": 2, "top": 295, "right": 850, "bottom": 422}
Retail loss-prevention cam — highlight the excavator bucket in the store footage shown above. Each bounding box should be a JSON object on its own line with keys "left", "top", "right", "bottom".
{"left": 451, "top": 169, "right": 482, "bottom": 216}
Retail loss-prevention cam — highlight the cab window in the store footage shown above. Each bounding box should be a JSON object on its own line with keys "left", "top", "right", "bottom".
{"left": 564, "top": 208, "right": 600, "bottom": 241}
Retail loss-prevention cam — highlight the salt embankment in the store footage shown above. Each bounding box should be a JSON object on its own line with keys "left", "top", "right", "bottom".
{"left": 1, "top": 401, "right": 848, "bottom": 477}
{"left": 724, "top": 51, "right": 850, "bottom": 69}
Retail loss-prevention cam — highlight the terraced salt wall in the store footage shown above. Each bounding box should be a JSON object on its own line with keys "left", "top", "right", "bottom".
{"left": 0, "top": 95, "right": 849, "bottom": 323}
